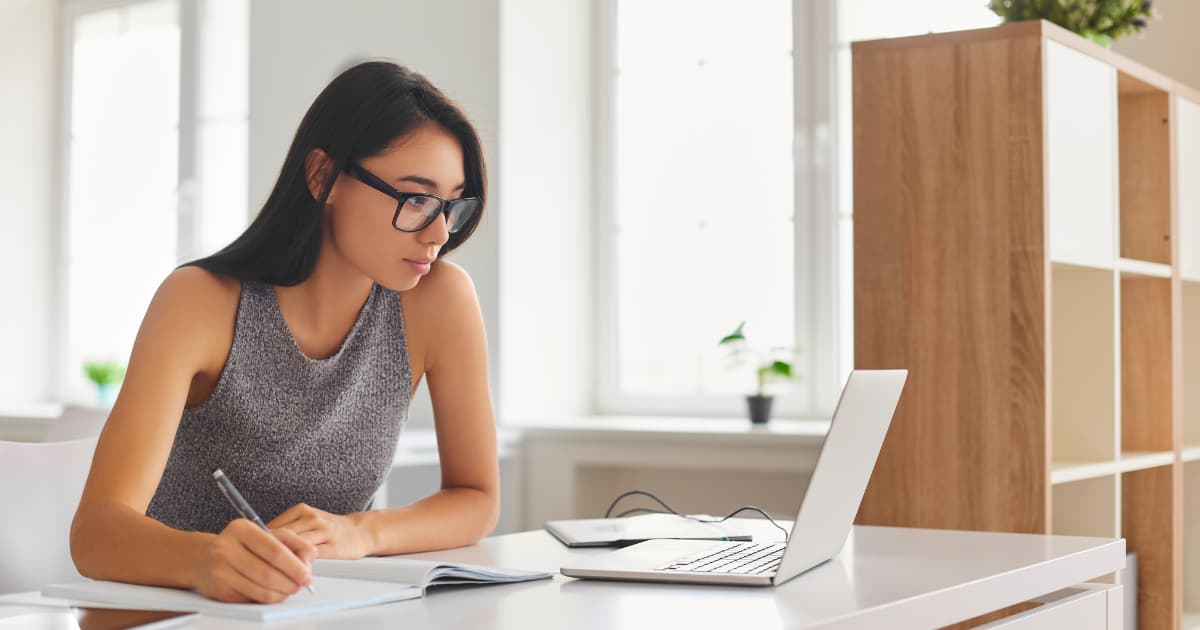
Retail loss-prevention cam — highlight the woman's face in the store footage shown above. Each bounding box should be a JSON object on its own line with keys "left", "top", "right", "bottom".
{"left": 318, "top": 123, "right": 467, "bottom": 291}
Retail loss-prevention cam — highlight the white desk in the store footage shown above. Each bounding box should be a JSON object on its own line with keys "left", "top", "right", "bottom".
{"left": 1, "top": 521, "right": 1125, "bottom": 629}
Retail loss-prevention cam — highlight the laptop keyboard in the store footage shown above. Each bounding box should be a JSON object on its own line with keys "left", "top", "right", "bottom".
{"left": 658, "top": 542, "right": 786, "bottom": 575}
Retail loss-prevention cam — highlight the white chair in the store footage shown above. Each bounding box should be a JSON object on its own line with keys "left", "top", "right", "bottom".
{"left": 0, "top": 437, "right": 97, "bottom": 593}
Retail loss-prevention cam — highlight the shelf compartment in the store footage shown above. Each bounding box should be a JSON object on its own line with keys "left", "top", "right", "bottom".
{"left": 1123, "top": 465, "right": 1179, "bottom": 630}
{"left": 1186, "top": 282, "right": 1200, "bottom": 447}
{"left": 1052, "top": 474, "right": 1117, "bottom": 539}
{"left": 1121, "top": 275, "right": 1173, "bottom": 453}
{"left": 1118, "top": 75, "right": 1171, "bottom": 265}
{"left": 1186, "top": 463, "right": 1200, "bottom": 620}
{"left": 1051, "top": 263, "right": 1117, "bottom": 464}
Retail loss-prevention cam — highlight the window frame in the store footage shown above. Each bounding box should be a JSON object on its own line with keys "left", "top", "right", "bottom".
{"left": 592, "top": 0, "right": 845, "bottom": 419}
{"left": 56, "top": 0, "right": 201, "bottom": 403}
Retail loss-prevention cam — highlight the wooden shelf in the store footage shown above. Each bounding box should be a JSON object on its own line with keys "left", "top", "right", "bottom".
{"left": 852, "top": 22, "right": 1189, "bottom": 629}
{"left": 1118, "top": 257, "right": 1172, "bottom": 278}
{"left": 1119, "top": 451, "right": 1176, "bottom": 473}
{"left": 1052, "top": 460, "right": 1118, "bottom": 485}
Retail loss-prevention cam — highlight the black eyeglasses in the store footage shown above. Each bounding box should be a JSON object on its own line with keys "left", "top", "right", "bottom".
{"left": 344, "top": 162, "right": 481, "bottom": 233}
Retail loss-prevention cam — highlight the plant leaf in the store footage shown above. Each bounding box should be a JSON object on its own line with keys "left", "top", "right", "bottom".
{"left": 718, "top": 321, "right": 747, "bottom": 345}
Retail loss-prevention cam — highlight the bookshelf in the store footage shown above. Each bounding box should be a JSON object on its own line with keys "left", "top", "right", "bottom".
{"left": 851, "top": 19, "right": 1200, "bottom": 629}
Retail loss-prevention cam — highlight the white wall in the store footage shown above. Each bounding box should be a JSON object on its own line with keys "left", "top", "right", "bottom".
{"left": 248, "top": 0, "right": 501, "bottom": 426}
{"left": 0, "top": 0, "right": 58, "bottom": 405}
{"left": 497, "top": 0, "right": 594, "bottom": 421}
{"left": 1114, "top": 0, "right": 1200, "bottom": 93}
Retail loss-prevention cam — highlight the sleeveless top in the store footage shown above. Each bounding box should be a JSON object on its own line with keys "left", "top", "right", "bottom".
{"left": 146, "top": 280, "right": 412, "bottom": 534}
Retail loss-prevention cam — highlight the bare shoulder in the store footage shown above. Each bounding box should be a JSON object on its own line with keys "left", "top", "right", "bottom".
{"left": 153, "top": 266, "right": 240, "bottom": 322}
{"left": 143, "top": 266, "right": 241, "bottom": 353}
{"left": 402, "top": 259, "right": 480, "bottom": 319}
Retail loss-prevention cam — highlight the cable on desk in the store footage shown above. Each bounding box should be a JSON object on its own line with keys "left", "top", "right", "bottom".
{"left": 603, "top": 489, "right": 790, "bottom": 542}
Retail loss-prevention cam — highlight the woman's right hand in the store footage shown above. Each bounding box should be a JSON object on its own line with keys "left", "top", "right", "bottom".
{"left": 192, "top": 518, "right": 317, "bottom": 603}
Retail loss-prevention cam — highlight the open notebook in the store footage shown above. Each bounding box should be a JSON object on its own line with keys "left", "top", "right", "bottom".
{"left": 41, "top": 559, "right": 551, "bottom": 622}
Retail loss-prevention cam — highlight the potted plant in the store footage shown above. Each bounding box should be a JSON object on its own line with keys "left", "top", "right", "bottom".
{"left": 83, "top": 360, "right": 126, "bottom": 408}
{"left": 988, "top": 0, "right": 1157, "bottom": 48}
{"left": 718, "top": 322, "right": 801, "bottom": 424}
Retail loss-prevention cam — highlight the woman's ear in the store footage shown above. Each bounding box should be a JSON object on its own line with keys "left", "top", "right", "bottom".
{"left": 304, "top": 148, "right": 335, "bottom": 201}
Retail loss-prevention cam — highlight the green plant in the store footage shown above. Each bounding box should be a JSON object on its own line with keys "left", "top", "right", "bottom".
{"left": 718, "top": 322, "right": 802, "bottom": 396}
{"left": 83, "top": 360, "right": 126, "bottom": 386}
{"left": 988, "top": 0, "right": 1158, "bottom": 47}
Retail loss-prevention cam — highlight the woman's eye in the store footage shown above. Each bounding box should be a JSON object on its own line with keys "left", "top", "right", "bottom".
{"left": 407, "top": 196, "right": 433, "bottom": 208}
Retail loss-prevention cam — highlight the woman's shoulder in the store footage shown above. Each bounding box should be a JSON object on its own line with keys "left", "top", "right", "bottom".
{"left": 159, "top": 265, "right": 242, "bottom": 308}
{"left": 145, "top": 266, "right": 242, "bottom": 335}
{"left": 401, "top": 259, "right": 479, "bottom": 317}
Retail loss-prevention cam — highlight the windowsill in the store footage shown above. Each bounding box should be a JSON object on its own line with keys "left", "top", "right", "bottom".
{"left": 499, "top": 415, "right": 831, "bottom": 446}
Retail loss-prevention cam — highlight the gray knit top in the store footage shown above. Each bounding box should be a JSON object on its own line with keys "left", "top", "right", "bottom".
{"left": 146, "top": 279, "right": 412, "bottom": 534}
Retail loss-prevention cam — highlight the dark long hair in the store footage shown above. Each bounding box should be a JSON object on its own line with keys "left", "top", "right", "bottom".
{"left": 186, "top": 61, "right": 487, "bottom": 285}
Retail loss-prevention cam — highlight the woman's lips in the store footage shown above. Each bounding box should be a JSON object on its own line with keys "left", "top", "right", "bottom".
{"left": 405, "top": 259, "right": 432, "bottom": 275}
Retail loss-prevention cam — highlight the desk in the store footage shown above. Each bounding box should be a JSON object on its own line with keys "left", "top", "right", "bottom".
{"left": 0, "top": 521, "right": 1125, "bottom": 629}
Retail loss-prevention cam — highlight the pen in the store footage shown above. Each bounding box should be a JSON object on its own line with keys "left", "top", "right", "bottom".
{"left": 212, "top": 468, "right": 315, "bottom": 594}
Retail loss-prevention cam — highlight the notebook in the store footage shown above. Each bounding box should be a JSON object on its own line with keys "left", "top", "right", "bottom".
{"left": 312, "top": 557, "right": 552, "bottom": 592}
{"left": 41, "top": 576, "right": 421, "bottom": 622}
{"left": 545, "top": 513, "right": 755, "bottom": 548}
{"left": 40, "top": 559, "right": 551, "bottom": 621}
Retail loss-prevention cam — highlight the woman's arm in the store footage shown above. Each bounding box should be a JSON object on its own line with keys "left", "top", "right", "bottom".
{"left": 71, "top": 267, "right": 315, "bottom": 601}
{"left": 270, "top": 261, "right": 500, "bottom": 557}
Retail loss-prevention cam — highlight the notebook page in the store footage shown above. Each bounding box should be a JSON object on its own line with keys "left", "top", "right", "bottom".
{"left": 42, "top": 576, "right": 421, "bottom": 622}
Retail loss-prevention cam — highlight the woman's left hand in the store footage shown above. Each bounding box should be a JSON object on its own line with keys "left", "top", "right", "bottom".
{"left": 267, "top": 504, "right": 374, "bottom": 560}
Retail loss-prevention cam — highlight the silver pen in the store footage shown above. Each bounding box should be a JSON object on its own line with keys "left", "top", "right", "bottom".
{"left": 212, "top": 468, "right": 315, "bottom": 594}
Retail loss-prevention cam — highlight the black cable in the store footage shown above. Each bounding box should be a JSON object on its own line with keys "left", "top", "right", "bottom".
{"left": 603, "top": 489, "right": 790, "bottom": 542}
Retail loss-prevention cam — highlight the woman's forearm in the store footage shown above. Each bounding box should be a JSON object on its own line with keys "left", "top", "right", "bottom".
{"left": 71, "top": 502, "right": 214, "bottom": 589}
{"left": 356, "top": 487, "right": 499, "bottom": 556}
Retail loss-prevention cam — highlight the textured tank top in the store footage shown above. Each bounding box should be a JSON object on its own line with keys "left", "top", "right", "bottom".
{"left": 146, "top": 279, "right": 412, "bottom": 534}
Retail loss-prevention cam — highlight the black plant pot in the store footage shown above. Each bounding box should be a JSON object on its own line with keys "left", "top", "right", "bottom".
{"left": 746, "top": 394, "right": 774, "bottom": 424}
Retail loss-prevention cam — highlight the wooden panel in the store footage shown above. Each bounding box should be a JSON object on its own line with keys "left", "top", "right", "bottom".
{"left": 1123, "top": 465, "right": 1180, "bottom": 630}
{"left": 1119, "top": 90, "right": 1172, "bottom": 264}
{"left": 852, "top": 33, "right": 1048, "bottom": 533}
{"left": 1121, "top": 275, "right": 1173, "bottom": 452}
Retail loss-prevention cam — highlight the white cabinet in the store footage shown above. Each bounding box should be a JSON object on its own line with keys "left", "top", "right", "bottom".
{"left": 1045, "top": 40, "right": 1117, "bottom": 268}
{"left": 1179, "top": 97, "right": 1200, "bottom": 281}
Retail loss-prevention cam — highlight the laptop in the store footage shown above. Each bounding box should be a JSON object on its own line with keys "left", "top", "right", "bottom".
{"left": 560, "top": 369, "right": 907, "bottom": 586}
{"left": 545, "top": 512, "right": 755, "bottom": 548}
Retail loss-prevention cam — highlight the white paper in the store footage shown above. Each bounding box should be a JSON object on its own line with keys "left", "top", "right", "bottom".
{"left": 41, "top": 576, "right": 421, "bottom": 622}
{"left": 312, "top": 557, "right": 552, "bottom": 590}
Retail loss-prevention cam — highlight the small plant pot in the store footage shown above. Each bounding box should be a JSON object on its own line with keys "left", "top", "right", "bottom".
{"left": 95, "top": 382, "right": 119, "bottom": 408}
{"left": 745, "top": 394, "right": 774, "bottom": 424}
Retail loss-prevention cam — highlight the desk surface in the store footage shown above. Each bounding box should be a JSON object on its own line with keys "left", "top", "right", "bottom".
{"left": 1, "top": 522, "right": 1124, "bottom": 630}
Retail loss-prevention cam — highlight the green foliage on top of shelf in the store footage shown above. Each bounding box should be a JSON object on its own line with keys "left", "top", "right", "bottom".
{"left": 988, "top": 0, "right": 1158, "bottom": 46}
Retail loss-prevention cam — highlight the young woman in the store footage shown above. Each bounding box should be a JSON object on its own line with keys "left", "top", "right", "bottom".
{"left": 70, "top": 61, "right": 498, "bottom": 604}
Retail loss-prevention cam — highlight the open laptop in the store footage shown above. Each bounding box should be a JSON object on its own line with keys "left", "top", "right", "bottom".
{"left": 560, "top": 369, "right": 907, "bottom": 586}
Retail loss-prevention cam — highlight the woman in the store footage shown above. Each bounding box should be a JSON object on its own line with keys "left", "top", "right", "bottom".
{"left": 70, "top": 61, "right": 499, "bottom": 604}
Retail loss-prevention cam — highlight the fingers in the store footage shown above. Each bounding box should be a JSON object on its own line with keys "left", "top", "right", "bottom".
{"left": 266, "top": 503, "right": 310, "bottom": 529}
{"left": 219, "top": 561, "right": 292, "bottom": 604}
{"left": 274, "top": 527, "right": 319, "bottom": 565}
{"left": 232, "top": 520, "right": 313, "bottom": 592}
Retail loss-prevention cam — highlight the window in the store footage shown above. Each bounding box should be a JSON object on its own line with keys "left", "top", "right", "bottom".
{"left": 61, "top": 0, "right": 248, "bottom": 403}
{"left": 599, "top": 0, "right": 1001, "bottom": 418}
